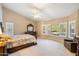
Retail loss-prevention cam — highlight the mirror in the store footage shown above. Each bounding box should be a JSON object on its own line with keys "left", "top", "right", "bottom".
{"left": 27, "top": 24, "right": 34, "bottom": 32}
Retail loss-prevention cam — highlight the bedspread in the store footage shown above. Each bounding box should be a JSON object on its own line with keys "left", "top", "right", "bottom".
{"left": 7, "top": 34, "right": 37, "bottom": 48}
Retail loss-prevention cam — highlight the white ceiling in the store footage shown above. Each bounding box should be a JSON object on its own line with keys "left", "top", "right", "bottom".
{"left": 2, "top": 3, "right": 79, "bottom": 21}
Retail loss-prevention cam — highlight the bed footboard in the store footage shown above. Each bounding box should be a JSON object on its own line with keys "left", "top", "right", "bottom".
{"left": 7, "top": 42, "right": 37, "bottom": 54}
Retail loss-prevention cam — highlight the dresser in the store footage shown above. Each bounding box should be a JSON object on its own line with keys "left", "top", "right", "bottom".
{"left": 25, "top": 24, "right": 37, "bottom": 39}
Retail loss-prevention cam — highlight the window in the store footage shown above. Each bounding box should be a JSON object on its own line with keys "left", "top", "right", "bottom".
{"left": 59, "top": 22, "right": 67, "bottom": 37}
{"left": 51, "top": 24, "right": 60, "bottom": 35}
{"left": 68, "top": 20, "right": 75, "bottom": 38}
{"left": 41, "top": 20, "right": 76, "bottom": 39}
{"left": 42, "top": 24, "right": 51, "bottom": 35}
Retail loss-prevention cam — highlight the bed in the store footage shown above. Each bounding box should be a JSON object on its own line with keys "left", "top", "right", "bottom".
{"left": 6, "top": 34, "right": 37, "bottom": 54}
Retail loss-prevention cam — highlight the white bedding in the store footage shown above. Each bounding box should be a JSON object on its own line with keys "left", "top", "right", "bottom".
{"left": 7, "top": 34, "right": 36, "bottom": 48}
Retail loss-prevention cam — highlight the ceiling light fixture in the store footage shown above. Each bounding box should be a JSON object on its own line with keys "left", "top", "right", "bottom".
{"left": 34, "top": 14, "right": 41, "bottom": 18}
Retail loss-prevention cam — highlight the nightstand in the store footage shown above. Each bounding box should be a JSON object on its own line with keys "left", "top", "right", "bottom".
{"left": 0, "top": 44, "right": 7, "bottom": 56}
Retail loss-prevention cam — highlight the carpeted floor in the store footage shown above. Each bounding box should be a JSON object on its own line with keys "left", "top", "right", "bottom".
{"left": 9, "top": 39, "right": 75, "bottom": 56}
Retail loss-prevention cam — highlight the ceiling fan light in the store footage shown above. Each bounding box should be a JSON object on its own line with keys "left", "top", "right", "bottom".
{"left": 34, "top": 15, "right": 41, "bottom": 18}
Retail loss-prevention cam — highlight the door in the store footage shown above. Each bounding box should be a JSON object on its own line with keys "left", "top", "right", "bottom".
{"left": 5, "top": 22, "right": 14, "bottom": 35}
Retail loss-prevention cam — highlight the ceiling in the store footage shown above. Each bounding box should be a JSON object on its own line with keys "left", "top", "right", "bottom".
{"left": 2, "top": 3, "right": 79, "bottom": 21}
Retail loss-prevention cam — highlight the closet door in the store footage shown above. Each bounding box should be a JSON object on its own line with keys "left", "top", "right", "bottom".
{"left": 68, "top": 20, "right": 76, "bottom": 38}
{"left": 5, "top": 22, "right": 14, "bottom": 35}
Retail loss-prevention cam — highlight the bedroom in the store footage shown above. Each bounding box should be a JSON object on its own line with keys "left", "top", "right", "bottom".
{"left": 0, "top": 3, "right": 79, "bottom": 56}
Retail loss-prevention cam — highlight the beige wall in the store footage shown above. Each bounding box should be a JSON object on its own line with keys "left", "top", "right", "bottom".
{"left": 0, "top": 4, "right": 3, "bottom": 22}
{"left": 3, "top": 7, "right": 35, "bottom": 34}
{"left": 76, "top": 10, "right": 79, "bottom": 35}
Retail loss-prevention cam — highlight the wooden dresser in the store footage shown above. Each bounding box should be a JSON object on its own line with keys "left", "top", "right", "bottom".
{"left": 25, "top": 24, "right": 37, "bottom": 39}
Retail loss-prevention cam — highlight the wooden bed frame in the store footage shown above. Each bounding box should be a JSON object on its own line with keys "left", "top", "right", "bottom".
{"left": 7, "top": 42, "right": 37, "bottom": 55}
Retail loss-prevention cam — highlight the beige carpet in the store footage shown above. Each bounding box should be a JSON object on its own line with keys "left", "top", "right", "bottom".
{"left": 9, "top": 39, "right": 75, "bottom": 56}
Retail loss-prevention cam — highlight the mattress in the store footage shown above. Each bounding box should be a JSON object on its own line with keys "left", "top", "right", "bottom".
{"left": 7, "top": 34, "right": 36, "bottom": 48}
